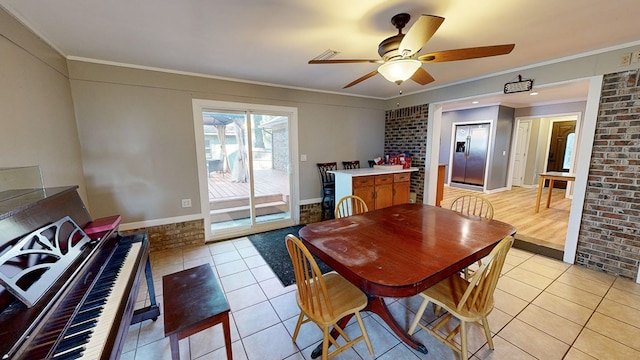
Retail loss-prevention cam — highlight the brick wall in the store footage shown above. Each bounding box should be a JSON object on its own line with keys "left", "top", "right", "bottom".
{"left": 384, "top": 105, "right": 428, "bottom": 203}
{"left": 299, "top": 203, "right": 322, "bottom": 224}
{"left": 577, "top": 69, "right": 640, "bottom": 279}
{"left": 128, "top": 203, "right": 321, "bottom": 252}
{"left": 123, "top": 219, "right": 205, "bottom": 252}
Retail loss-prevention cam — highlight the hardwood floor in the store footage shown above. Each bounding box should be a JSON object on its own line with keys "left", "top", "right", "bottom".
{"left": 441, "top": 185, "right": 571, "bottom": 251}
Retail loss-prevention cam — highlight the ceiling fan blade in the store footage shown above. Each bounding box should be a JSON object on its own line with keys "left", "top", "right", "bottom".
{"left": 399, "top": 15, "right": 444, "bottom": 56}
{"left": 411, "top": 67, "right": 435, "bottom": 85}
{"left": 309, "top": 59, "right": 382, "bottom": 64}
{"left": 418, "top": 44, "right": 515, "bottom": 62}
{"left": 343, "top": 70, "right": 379, "bottom": 88}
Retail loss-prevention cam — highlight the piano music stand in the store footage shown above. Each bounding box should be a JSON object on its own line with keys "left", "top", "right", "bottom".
{"left": 163, "top": 264, "right": 232, "bottom": 360}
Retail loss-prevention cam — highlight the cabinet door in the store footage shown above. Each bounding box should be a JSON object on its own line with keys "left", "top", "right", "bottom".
{"left": 374, "top": 175, "right": 394, "bottom": 209}
{"left": 393, "top": 181, "right": 410, "bottom": 205}
{"left": 353, "top": 176, "right": 375, "bottom": 210}
{"left": 376, "top": 184, "right": 394, "bottom": 208}
{"left": 392, "top": 173, "right": 411, "bottom": 205}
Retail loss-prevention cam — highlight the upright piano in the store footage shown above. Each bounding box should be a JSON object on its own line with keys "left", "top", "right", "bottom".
{"left": 0, "top": 186, "right": 160, "bottom": 359}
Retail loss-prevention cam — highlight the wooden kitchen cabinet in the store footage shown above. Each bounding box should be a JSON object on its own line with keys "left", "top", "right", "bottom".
{"left": 436, "top": 164, "right": 446, "bottom": 207}
{"left": 392, "top": 172, "right": 411, "bottom": 205}
{"left": 353, "top": 174, "right": 393, "bottom": 210}
{"left": 332, "top": 167, "right": 418, "bottom": 212}
{"left": 352, "top": 176, "right": 375, "bottom": 210}
{"left": 374, "top": 174, "right": 394, "bottom": 209}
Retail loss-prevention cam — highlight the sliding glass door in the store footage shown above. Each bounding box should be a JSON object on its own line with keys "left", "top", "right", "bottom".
{"left": 193, "top": 100, "right": 298, "bottom": 241}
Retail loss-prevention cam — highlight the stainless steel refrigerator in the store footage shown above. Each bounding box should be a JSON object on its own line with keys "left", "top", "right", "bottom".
{"left": 451, "top": 123, "right": 490, "bottom": 186}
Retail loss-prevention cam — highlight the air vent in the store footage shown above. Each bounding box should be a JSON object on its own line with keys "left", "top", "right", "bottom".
{"left": 312, "top": 49, "right": 339, "bottom": 61}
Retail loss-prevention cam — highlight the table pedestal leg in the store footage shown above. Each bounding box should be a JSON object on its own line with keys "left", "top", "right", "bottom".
{"left": 366, "top": 296, "right": 428, "bottom": 354}
{"left": 310, "top": 296, "right": 428, "bottom": 358}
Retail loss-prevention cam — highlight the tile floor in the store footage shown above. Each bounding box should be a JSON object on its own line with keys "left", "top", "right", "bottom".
{"left": 122, "top": 237, "right": 640, "bottom": 360}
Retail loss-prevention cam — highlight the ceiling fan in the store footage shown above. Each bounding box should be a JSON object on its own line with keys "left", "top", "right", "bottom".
{"left": 309, "top": 13, "right": 515, "bottom": 88}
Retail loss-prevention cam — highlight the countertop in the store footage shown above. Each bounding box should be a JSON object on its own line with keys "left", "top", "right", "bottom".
{"left": 329, "top": 167, "right": 418, "bottom": 177}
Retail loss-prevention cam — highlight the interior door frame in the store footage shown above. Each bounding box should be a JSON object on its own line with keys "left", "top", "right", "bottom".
{"left": 510, "top": 119, "right": 531, "bottom": 187}
{"left": 192, "top": 99, "right": 300, "bottom": 241}
{"left": 508, "top": 113, "right": 581, "bottom": 192}
{"left": 542, "top": 114, "right": 581, "bottom": 195}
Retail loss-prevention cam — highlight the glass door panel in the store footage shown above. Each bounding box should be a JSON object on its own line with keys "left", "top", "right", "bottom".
{"left": 250, "top": 114, "right": 291, "bottom": 224}
{"left": 201, "top": 110, "right": 292, "bottom": 237}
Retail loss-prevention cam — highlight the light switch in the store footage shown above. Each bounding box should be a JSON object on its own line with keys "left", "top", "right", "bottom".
{"left": 300, "top": 154, "right": 307, "bottom": 161}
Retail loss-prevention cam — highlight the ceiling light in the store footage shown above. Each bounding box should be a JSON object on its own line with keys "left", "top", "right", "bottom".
{"left": 472, "top": 101, "right": 479, "bottom": 104}
{"left": 378, "top": 59, "right": 421, "bottom": 84}
{"left": 530, "top": 92, "right": 539, "bottom": 96}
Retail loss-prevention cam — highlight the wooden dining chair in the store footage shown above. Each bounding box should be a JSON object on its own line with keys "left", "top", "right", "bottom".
{"left": 285, "top": 234, "right": 374, "bottom": 360}
{"left": 450, "top": 194, "right": 495, "bottom": 278}
{"left": 449, "top": 194, "right": 494, "bottom": 220}
{"left": 334, "top": 195, "right": 369, "bottom": 218}
{"left": 408, "top": 236, "right": 514, "bottom": 360}
{"left": 342, "top": 160, "right": 360, "bottom": 170}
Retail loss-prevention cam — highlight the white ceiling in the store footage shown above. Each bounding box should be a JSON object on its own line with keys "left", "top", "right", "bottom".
{"left": 1, "top": 0, "right": 638, "bottom": 105}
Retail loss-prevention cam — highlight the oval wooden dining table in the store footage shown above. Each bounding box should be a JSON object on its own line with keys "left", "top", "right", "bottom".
{"left": 299, "top": 203, "right": 516, "bottom": 356}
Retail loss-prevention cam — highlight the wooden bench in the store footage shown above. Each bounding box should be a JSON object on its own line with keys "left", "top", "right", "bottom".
{"left": 163, "top": 264, "right": 232, "bottom": 359}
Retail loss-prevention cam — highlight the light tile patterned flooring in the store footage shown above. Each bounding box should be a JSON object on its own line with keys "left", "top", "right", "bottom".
{"left": 123, "top": 237, "right": 640, "bottom": 360}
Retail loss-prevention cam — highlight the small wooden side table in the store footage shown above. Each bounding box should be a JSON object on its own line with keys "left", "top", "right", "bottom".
{"left": 535, "top": 171, "right": 576, "bottom": 213}
{"left": 163, "top": 264, "right": 232, "bottom": 360}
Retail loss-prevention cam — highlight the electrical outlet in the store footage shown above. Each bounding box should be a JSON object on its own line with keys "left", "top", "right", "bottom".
{"left": 619, "top": 53, "right": 631, "bottom": 66}
{"left": 181, "top": 198, "right": 192, "bottom": 208}
{"left": 632, "top": 50, "right": 640, "bottom": 63}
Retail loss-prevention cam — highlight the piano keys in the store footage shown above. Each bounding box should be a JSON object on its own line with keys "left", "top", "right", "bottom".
{"left": 0, "top": 186, "right": 160, "bottom": 359}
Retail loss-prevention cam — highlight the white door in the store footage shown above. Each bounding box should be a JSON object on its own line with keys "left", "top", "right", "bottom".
{"left": 512, "top": 120, "right": 531, "bottom": 186}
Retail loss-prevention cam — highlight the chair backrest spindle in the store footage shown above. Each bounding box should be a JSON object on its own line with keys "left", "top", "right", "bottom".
{"left": 335, "top": 195, "right": 368, "bottom": 218}
{"left": 342, "top": 161, "right": 360, "bottom": 170}
{"left": 286, "top": 234, "right": 334, "bottom": 319}
{"left": 456, "top": 236, "right": 513, "bottom": 314}
{"left": 450, "top": 194, "right": 494, "bottom": 220}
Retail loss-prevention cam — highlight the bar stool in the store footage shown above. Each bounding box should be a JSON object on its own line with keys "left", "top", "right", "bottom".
{"left": 342, "top": 160, "right": 360, "bottom": 170}
{"left": 316, "top": 162, "right": 337, "bottom": 220}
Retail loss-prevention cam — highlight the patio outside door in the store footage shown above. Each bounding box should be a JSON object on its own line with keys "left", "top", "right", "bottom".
{"left": 193, "top": 100, "right": 298, "bottom": 241}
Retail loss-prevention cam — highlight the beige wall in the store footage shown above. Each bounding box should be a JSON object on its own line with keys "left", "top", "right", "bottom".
{"left": 0, "top": 8, "right": 87, "bottom": 202}
{"left": 68, "top": 61, "right": 386, "bottom": 222}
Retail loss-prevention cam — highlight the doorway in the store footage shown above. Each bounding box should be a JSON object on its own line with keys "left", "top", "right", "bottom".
{"left": 193, "top": 99, "right": 299, "bottom": 241}
{"left": 512, "top": 120, "right": 531, "bottom": 186}
{"left": 546, "top": 120, "right": 576, "bottom": 189}
{"left": 425, "top": 76, "right": 602, "bottom": 264}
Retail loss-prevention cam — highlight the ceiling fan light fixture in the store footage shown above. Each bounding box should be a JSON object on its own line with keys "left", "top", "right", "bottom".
{"left": 378, "top": 59, "right": 421, "bottom": 84}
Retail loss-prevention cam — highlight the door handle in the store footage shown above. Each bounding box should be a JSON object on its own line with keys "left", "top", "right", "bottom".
{"left": 466, "top": 136, "right": 471, "bottom": 158}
